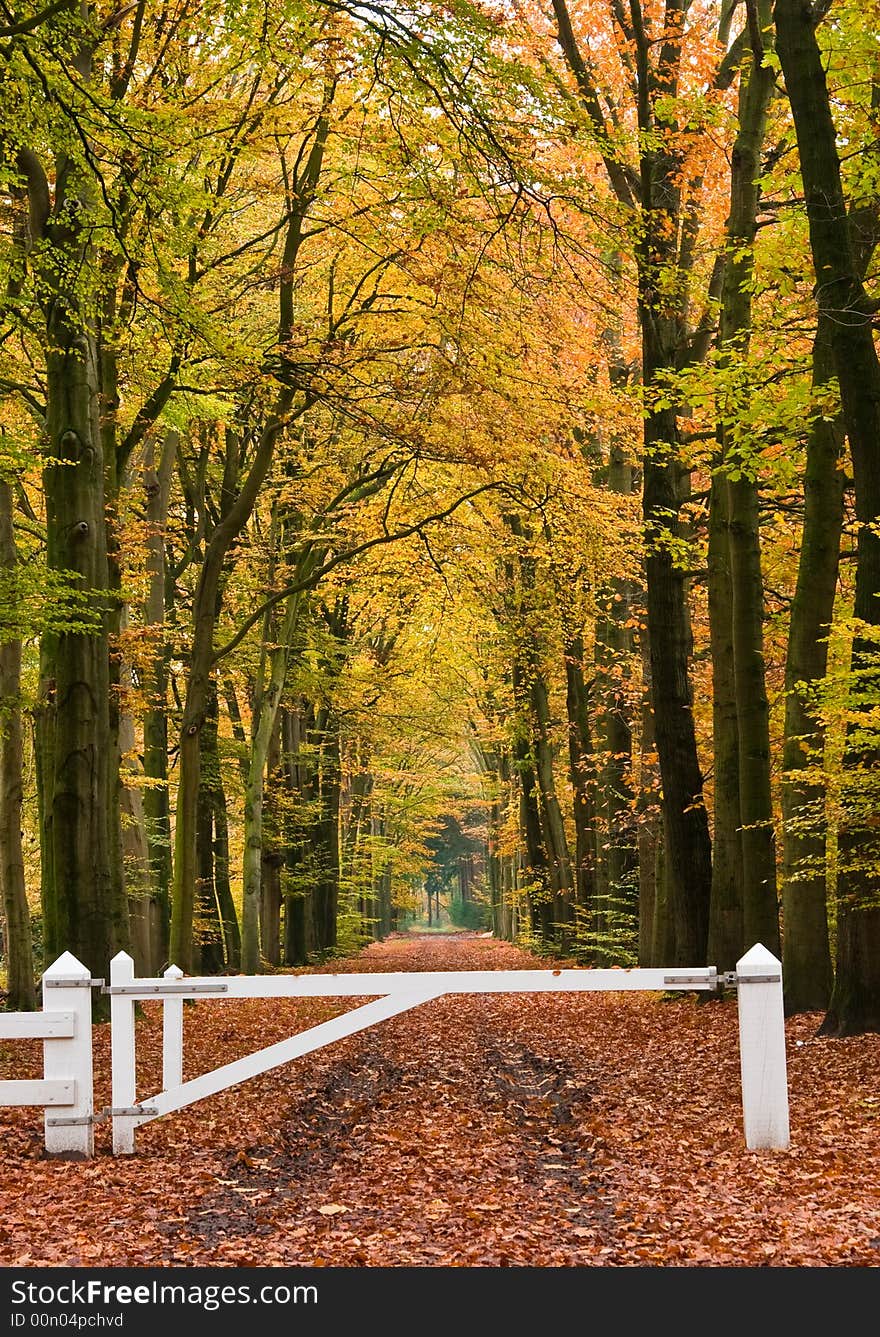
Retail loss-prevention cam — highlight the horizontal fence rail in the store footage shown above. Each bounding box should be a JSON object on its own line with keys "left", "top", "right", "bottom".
{"left": 0, "top": 944, "right": 790, "bottom": 1158}
{"left": 103, "top": 965, "right": 722, "bottom": 1001}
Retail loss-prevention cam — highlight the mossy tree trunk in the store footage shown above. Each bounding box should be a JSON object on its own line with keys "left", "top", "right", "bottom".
{"left": 776, "top": 0, "right": 880, "bottom": 1033}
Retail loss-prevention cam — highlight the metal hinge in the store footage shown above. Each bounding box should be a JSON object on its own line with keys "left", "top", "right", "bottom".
{"left": 663, "top": 973, "right": 717, "bottom": 986}
{"left": 102, "top": 982, "right": 228, "bottom": 995}
{"left": 736, "top": 973, "right": 781, "bottom": 984}
{"left": 104, "top": 1105, "right": 159, "bottom": 1117}
{"left": 46, "top": 1114, "right": 95, "bottom": 1127}
{"left": 44, "top": 978, "right": 105, "bottom": 989}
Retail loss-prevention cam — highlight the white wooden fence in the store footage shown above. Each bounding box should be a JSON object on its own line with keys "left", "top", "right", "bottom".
{"left": 0, "top": 952, "right": 96, "bottom": 1157}
{"left": 0, "top": 943, "right": 790, "bottom": 1158}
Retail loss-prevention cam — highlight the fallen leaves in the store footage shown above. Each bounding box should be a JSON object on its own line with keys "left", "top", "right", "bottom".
{"left": 1, "top": 931, "right": 879, "bottom": 1266}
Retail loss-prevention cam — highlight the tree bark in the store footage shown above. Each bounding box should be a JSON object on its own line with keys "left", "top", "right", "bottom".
{"left": 564, "top": 634, "right": 598, "bottom": 915}
{"left": 0, "top": 481, "right": 35, "bottom": 1009}
{"left": 716, "top": 8, "right": 779, "bottom": 957}
{"left": 42, "top": 315, "right": 126, "bottom": 983}
{"left": 259, "top": 718, "right": 284, "bottom": 968}
{"left": 776, "top": 0, "right": 880, "bottom": 1033}
{"left": 594, "top": 442, "right": 638, "bottom": 961}
{"left": 142, "top": 430, "right": 177, "bottom": 965}
{"left": 195, "top": 688, "right": 225, "bottom": 974}
{"left": 780, "top": 317, "right": 844, "bottom": 1012}
{"left": 707, "top": 470, "right": 744, "bottom": 970}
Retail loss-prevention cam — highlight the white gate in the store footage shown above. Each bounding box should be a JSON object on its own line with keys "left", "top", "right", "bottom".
{"left": 0, "top": 952, "right": 97, "bottom": 1156}
{"left": 0, "top": 944, "right": 789, "bottom": 1158}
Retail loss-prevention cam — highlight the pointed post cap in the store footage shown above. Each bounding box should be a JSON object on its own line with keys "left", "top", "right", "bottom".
{"left": 164, "top": 964, "right": 184, "bottom": 979}
{"left": 737, "top": 942, "right": 782, "bottom": 974}
{"left": 43, "top": 951, "right": 90, "bottom": 979}
{"left": 110, "top": 951, "right": 135, "bottom": 982}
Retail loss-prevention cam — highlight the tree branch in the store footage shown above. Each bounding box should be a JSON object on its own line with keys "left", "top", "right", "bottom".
{"left": 0, "top": 0, "right": 67, "bottom": 38}
{"left": 211, "top": 482, "right": 504, "bottom": 666}
{"left": 551, "top": 0, "right": 640, "bottom": 209}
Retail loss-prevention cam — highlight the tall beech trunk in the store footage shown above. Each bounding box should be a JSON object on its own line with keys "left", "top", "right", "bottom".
{"left": 0, "top": 482, "right": 35, "bottom": 1009}
{"left": 171, "top": 105, "right": 329, "bottom": 970}
{"left": 241, "top": 583, "right": 306, "bottom": 973}
{"left": 651, "top": 823, "right": 676, "bottom": 966}
{"left": 552, "top": 0, "right": 716, "bottom": 966}
{"left": 212, "top": 764, "right": 240, "bottom": 971}
{"left": 311, "top": 706, "right": 341, "bottom": 955}
{"left": 642, "top": 395, "right": 712, "bottom": 964}
{"left": 506, "top": 514, "right": 571, "bottom": 942}
{"left": 564, "top": 633, "right": 597, "bottom": 914}
{"left": 21, "top": 97, "right": 130, "bottom": 987}
{"left": 118, "top": 699, "right": 159, "bottom": 976}
{"left": 41, "top": 316, "right": 125, "bottom": 983}
{"left": 282, "top": 704, "right": 314, "bottom": 966}
{"left": 172, "top": 414, "right": 292, "bottom": 971}
{"left": 142, "top": 430, "right": 177, "bottom": 963}
{"left": 780, "top": 318, "right": 844, "bottom": 1012}
{"left": 717, "top": 8, "right": 779, "bottom": 957}
{"left": 101, "top": 348, "right": 127, "bottom": 998}
{"left": 707, "top": 472, "right": 743, "bottom": 970}
{"left": 195, "top": 689, "right": 225, "bottom": 974}
{"left": 776, "top": 0, "right": 880, "bottom": 1034}
{"left": 259, "top": 720, "right": 284, "bottom": 968}
{"left": 529, "top": 665, "right": 574, "bottom": 926}
{"left": 239, "top": 467, "right": 389, "bottom": 969}
{"left": 594, "top": 443, "right": 638, "bottom": 960}
{"left": 511, "top": 660, "right": 552, "bottom": 942}
{"left": 637, "top": 632, "right": 660, "bottom": 965}
{"left": 195, "top": 773, "right": 224, "bottom": 976}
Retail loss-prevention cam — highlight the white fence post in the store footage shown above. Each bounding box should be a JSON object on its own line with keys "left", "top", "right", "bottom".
{"left": 42, "top": 952, "right": 94, "bottom": 1158}
{"left": 110, "top": 952, "right": 137, "bottom": 1155}
{"left": 163, "top": 965, "right": 184, "bottom": 1091}
{"left": 736, "top": 943, "right": 790, "bottom": 1151}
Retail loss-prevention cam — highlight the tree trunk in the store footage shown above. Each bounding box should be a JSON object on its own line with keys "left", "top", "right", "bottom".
{"left": 195, "top": 689, "right": 225, "bottom": 975}
{"left": 42, "top": 314, "right": 126, "bottom": 985}
{"left": 260, "top": 718, "right": 284, "bottom": 967}
{"left": 0, "top": 482, "right": 35, "bottom": 1009}
{"left": 564, "top": 634, "right": 597, "bottom": 915}
{"left": 780, "top": 317, "right": 844, "bottom": 1012}
{"left": 142, "top": 430, "right": 177, "bottom": 965}
{"left": 776, "top": 0, "right": 880, "bottom": 1034}
{"left": 511, "top": 661, "right": 552, "bottom": 943}
{"left": 311, "top": 707, "right": 341, "bottom": 954}
{"left": 529, "top": 666, "right": 574, "bottom": 928}
{"left": 212, "top": 758, "right": 240, "bottom": 971}
{"left": 118, "top": 699, "right": 158, "bottom": 976}
{"left": 650, "top": 822, "right": 676, "bottom": 966}
{"left": 714, "top": 12, "right": 778, "bottom": 959}
{"left": 637, "top": 634, "right": 660, "bottom": 965}
{"left": 281, "top": 704, "right": 314, "bottom": 966}
{"left": 171, "top": 410, "right": 293, "bottom": 971}
{"left": 241, "top": 582, "right": 307, "bottom": 972}
{"left": 641, "top": 393, "right": 712, "bottom": 964}
{"left": 594, "top": 443, "right": 638, "bottom": 961}
{"left": 552, "top": 0, "right": 714, "bottom": 966}
{"left": 708, "top": 469, "right": 744, "bottom": 970}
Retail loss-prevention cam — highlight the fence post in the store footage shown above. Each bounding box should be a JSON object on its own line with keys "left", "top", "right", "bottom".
{"left": 110, "top": 952, "right": 137, "bottom": 1155}
{"left": 42, "top": 952, "right": 94, "bottom": 1159}
{"left": 736, "top": 943, "right": 790, "bottom": 1151}
{"left": 163, "top": 965, "right": 184, "bottom": 1091}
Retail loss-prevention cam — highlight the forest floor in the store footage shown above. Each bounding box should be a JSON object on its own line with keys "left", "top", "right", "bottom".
{"left": 1, "top": 932, "right": 878, "bottom": 1267}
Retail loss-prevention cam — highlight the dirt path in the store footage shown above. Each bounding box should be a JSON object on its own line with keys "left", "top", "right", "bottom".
{"left": 1, "top": 932, "right": 878, "bottom": 1266}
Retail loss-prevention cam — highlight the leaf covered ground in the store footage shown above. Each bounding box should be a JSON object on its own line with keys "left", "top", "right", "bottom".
{"left": 1, "top": 932, "right": 878, "bottom": 1267}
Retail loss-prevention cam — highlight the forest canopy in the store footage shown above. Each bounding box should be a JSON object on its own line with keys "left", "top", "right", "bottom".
{"left": 0, "top": 0, "right": 878, "bottom": 1036}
